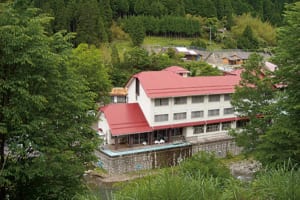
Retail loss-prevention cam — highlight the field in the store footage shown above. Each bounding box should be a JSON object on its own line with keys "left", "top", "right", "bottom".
{"left": 99, "top": 36, "right": 221, "bottom": 62}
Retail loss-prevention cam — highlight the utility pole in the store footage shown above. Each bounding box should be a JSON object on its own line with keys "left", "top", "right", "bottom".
{"left": 209, "top": 26, "right": 212, "bottom": 46}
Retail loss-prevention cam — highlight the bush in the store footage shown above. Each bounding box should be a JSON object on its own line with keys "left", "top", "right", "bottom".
{"left": 179, "top": 151, "right": 231, "bottom": 180}
{"left": 190, "top": 39, "right": 207, "bottom": 49}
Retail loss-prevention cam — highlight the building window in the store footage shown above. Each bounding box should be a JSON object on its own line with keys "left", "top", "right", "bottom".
{"left": 171, "top": 128, "right": 182, "bottom": 136}
{"left": 237, "top": 120, "right": 248, "bottom": 128}
{"left": 206, "top": 123, "right": 220, "bottom": 132}
{"left": 154, "top": 114, "right": 168, "bottom": 122}
{"left": 173, "top": 112, "right": 187, "bottom": 120}
{"left": 224, "top": 94, "right": 231, "bottom": 101}
{"left": 155, "top": 98, "right": 169, "bottom": 106}
{"left": 224, "top": 108, "right": 234, "bottom": 115}
{"left": 222, "top": 122, "right": 232, "bottom": 130}
{"left": 208, "top": 95, "right": 220, "bottom": 102}
{"left": 192, "top": 96, "right": 204, "bottom": 103}
{"left": 135, "top": 78, "right": 140, "bottom": 96}
{"left": 191, "top": 111, "right": 204, "bottom": 118}
{"left": 193, "top": 125, "right": 204, "bottom": 134}
{"left": 117, "top": 96, "right": 126, "bottom": 103}
{"left": 208, "top": 109, "right": 220, "bottom": 117}
{"left": 174, "top": 97, "right": 187, "bottom": 105}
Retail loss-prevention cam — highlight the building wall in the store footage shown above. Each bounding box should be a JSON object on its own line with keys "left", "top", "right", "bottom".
{"left": 150, "top": 94, "right": 235, "bottom": 127}
{"left": 127, "top": 78, "right": 153, "bottom": 124}
{"left": 137, "top": 82, "right": 152, "bottom": 125}
{"left": 127, "top": 78, "right": 136, "bottom": 103}
{"left": 98, "top": 113, "right": 112, "bottom": 144}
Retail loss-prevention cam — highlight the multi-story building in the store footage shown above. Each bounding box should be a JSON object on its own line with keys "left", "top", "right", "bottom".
{"left": 98, "top": 66, "right": 246, "bottom": 150}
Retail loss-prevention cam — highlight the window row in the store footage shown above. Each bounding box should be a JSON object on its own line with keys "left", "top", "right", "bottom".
{"left": 193, "top": 122, "right": 232, "bottom": 134}
{"left": 154, "top": 94, "right": 231, "bottom": 106}
{"left": 154, "top": 108, "right": 234, "bottom": 122}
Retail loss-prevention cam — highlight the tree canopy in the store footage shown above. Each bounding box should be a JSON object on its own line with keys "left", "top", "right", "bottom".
{"left": 231, "top": 2, "right": 300, "bottom": 166}
{"left": 0, "top": 2, "right": 99, "bottom": 199}
{"left": 257, "top": 2, "right": 300, "bottom": 166}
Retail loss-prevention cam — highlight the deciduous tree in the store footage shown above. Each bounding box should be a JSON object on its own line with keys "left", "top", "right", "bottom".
{"left": 69, "top": 43, "right": 112, "bottom": 103}
{"left": 0, "top": 3, "right": 99, "bottom": 199}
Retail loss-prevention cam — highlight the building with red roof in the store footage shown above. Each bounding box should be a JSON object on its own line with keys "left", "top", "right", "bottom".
{"left": 98, "top": 66, "right": 245, "bottom": 150}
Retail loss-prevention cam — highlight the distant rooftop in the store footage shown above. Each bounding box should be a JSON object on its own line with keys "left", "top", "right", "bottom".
{"left": 110, "top": 87, "right": 128, "bottom": 96}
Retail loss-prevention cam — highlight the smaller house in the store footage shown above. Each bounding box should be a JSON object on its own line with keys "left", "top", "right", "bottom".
{"left": 110, "top": 87, "right": 128, "bottom": 103}
{"left": 161, "top": 47, "right": 202, "bottom": 61}
{"left": 175, "top": 47, "right": 201, "bottom": 61}
{"left": 264, "top": 61, "right": 277, "bottom": 72}
{"left": 222, "top": 52, "right": 250, "bottom": 65}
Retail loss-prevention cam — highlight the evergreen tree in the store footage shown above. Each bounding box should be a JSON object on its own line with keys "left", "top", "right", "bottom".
{"left": 149, "top": 1, "right": 167, "bottom": 17}
{"left": 0, "top": 2, "right": 99, "bottom": 199}
{"left": 127, "top": 17, "right": 145, "bottom": 46}
{"left": 76, "top": 0, "right": 102, "bottom": 45}
{"left": 237, "top": 25, "right": 259, "bottom": 50}
{"left": 134, "top": 0, "right": 146, "bottom": 15}
{"left": 111, "top": 43, "right": 120, "bottom": 67}
{"left": 230, "top": 53, "right": 275, "bottom": 155}
{"left": 257, "top": 2, "right": 300, "bottom": 166}
{"left": 111, "top": 0, "right": 129, "bottom": 18}
{"left": 99, "top": 0, "right": 113, "bottom": 28}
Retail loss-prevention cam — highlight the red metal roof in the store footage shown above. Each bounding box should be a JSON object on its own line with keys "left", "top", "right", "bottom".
{"left": 131, "top": 69, "right": 242, "bottom": 98}
{"left": 100, "top": 103, "right": 152, "bottom": 136}
{"left": 163, "top": 66, "right": 190, "bottom": 73}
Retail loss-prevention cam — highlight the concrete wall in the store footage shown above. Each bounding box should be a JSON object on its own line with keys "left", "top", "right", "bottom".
{"left": 96, "top": 146, "right": 192, "bottom": 175}
{"left": 97, "top": 139, "right": 242, "bottom": 175}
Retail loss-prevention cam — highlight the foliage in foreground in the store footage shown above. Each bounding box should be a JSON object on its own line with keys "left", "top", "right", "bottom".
{"left": 230, "top": 2, "right": 300, "bottom": 167}
{"left": 114, "top": 153, "right": 300, "bottom": 200}
{"left": 0, "top": 2, "right": 99, "bottom": 199}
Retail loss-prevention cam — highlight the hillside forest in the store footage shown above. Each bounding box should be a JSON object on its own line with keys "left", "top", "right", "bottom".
{"left": 1, "top": 0, "right": 300, "bottom": 199}
{"left": 32, "top": 0, "right": 295, "bottom": 46}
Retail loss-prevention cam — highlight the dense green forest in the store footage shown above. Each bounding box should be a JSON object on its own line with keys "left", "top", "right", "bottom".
{"left": 26, "top": 0, "right": 296, "bottom": 47}
{"left": 1, "top": 0, "right": 300, "bottom": 199}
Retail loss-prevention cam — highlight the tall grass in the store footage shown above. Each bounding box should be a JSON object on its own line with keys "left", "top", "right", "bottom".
{"left": 114, "top": 171, "right": 224, "bottom": 200}
{"left": 114, "top": 157, "right": 300, "bottom": 200}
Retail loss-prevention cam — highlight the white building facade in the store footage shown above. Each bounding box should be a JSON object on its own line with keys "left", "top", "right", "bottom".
{"left": 99, "top": 66, "right": 246, "bottom": 149}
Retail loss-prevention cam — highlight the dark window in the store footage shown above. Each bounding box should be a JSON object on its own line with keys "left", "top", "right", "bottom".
{"left": 194, "top": 125, "right": 204, "bottom": 134}
{"left": 154, "top": 114, "right": 168, "bottom": 122}
{"left": 191, "top": 111, "right": 204, "bottom": 118}
{"left": 206, "top": 123, "right": 220, "bottom": 132}
{"left": 222, "top": 122, "right": 232, "bottom": 130}
{"left": 155, "top": 98, "right": 169, "bottom": 106}
{"left": 117, "top": 96, "right": 126, "bottom": 103}
{"left": 208, "top": 109, "right": 220, "bottom": 117}
{"left": 208, "top": 95, "right": 220, "bottom": 102}
{"left": 173, "top": 112, "right": 187, "bottom": 120}
{"left": 237, "top": 120, "right": 248, "bottom": 128}
{"left": 135, "top": 78, "right": 140, "bottom": 96}
{"left": 174, "top": 97, "right": 187, "bottom": 105}
{"left": 224, "top": 108, "right": 234, "bottom": 115}
{"left": 224, "top": 94, "right": 231, "bottom": 101}
{"left": 192, "top": 96, "right": 204, "bottom": 103}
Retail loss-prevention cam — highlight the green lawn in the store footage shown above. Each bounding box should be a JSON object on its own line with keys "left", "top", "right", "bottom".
{"left": 143, "top": 36, "right": 194, "bottom": 47}
{"left": 100, "top": 36, "right": 222, "bottom": 61}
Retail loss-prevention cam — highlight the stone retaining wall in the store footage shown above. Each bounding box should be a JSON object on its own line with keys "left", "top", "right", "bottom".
{"left": 97, "top": 139, "right": 242, "bottom": 175}
{"left": 97, "top": 146, "right": 192, "bottom": 175}
{"left": 191, "top": 138, "right": 242, "bottom": 158}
